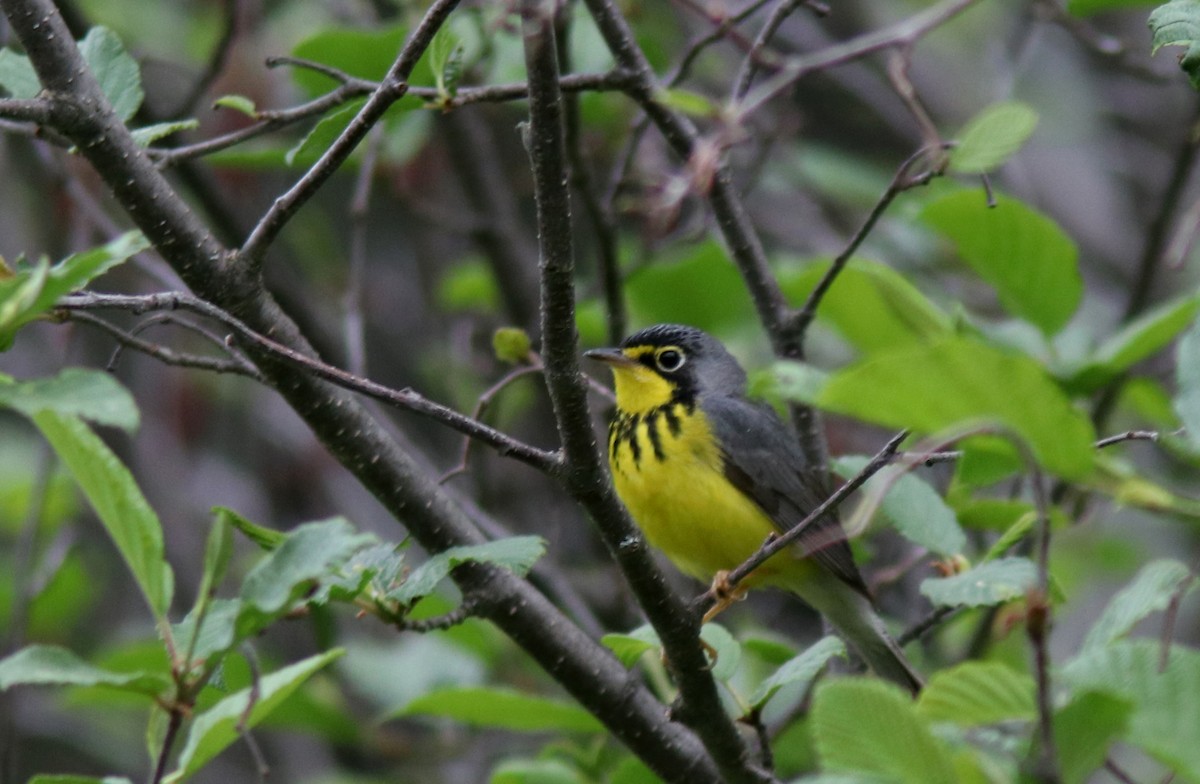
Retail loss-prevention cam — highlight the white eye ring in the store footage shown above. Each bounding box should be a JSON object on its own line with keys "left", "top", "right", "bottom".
{"left": 655, "top": 348, "right": 686, "bottom": 373}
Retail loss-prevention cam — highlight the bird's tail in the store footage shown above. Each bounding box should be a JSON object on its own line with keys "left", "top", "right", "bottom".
{"left": 784, "top": 572, "right": 924, "bottom": 695}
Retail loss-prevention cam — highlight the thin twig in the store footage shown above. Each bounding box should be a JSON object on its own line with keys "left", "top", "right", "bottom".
{"left": 63, "top": 311, "right": 264, "bottom": 380}
{"left": 58, "top": 293, "right": 561, "bottom": 474}
{"left": 708, "top": 431, "right": 909, "bottom": 605}
{"left": 787, "top": 144, "right": 944, "bottom": 341}
{"left": 1026, "top": 462, "right": 1061, "bottom": 784}
{"left": 736, "top": 0, "right": 981, "bottom": 120}
{"left": 440, "top": 362, "right": 544, "bottom": 483}
{"left": 732, "top": 0, "right": 802, "bottom": 101}
{"left": 344, "top": 125, "right": 384, "bottom": 377}
{"left": 149, "top": 709, "right": 184, "bottom": 784}
{"left": 1095, "top": 430, "right": 1160, "bottom": 449}
{"left": 237, "top": 0, "right": 462, "bottom": 269}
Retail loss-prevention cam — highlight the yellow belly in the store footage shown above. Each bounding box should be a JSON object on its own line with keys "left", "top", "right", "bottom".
{"left": 609, "top": 404, "right": 802, "bottom": 587}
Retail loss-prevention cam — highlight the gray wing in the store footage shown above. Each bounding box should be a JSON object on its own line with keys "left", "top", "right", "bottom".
{"left": 701, "top": 395, "right": 870, "bottom": 597}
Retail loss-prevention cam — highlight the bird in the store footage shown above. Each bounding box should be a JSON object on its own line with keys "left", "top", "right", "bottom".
{"left": 585, "top": 323, "right": 923, "bottom": 694}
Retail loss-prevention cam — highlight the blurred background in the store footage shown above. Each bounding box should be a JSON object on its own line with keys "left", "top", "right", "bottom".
{"left": 2, "top": 0, "right": 1198, "bottom": 781}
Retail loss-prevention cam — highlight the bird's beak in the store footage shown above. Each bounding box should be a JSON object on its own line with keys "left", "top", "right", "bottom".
{"left": 583, "top": 347, "right": 637, "bottom": 367}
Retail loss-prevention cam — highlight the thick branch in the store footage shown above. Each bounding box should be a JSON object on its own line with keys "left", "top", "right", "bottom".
{"left": 1, "top": 0, "right": 725, "bottom": 773}
{"left": 520, "top": 4, "right": 762, "bottom": 781}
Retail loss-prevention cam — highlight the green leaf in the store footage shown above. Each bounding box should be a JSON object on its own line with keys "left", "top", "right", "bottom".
{"left": 218, "top": 505, "right": 286, "bottom": 550}
{"left": 818, "top": 337, "right": 1096, "bottom": 479}
{"left": 950, "top": 101, "right": 1039, "bottom": 174}
{"left": 0, "top": 47, "right": 40, "bottom": 98}
{"left": 428, "top": 25, "right": 464, "bottom": 99}
{"left": 164, "top": 649, "right": 343, "bottom": 782}
{"left": 1054, "top": 692, "right": 1131, "bottom": 784}
{"left": 131, "top": 118, "right": 198, "bottom": 147}
{"left": 701, "top": 623, "right": 740, "bottom": 682}
{"left": 29, "top": 773, "right": 135, "bottom": 777}
{"left": 290, "top": 25, "right": 409, "bottom": 97}
{"left": 286, "top": 101, "right": 362, "bottom": 167}
{"left": 1066, "top": 294, "right": 1200, "bottom": 392}
{"left": 212, "top": 94, "right": 256, "bottom": 116}
{"left": 0, "top": 369, "right": 139, "bottom": 431}
{"left": 172, "top": 597, "right": 240, "bottom": 665}
{"left": 834, "top": 456, "right": 966, "bottom": 558}
{"left": 1069, "top": 0, "right": 1158, "bottom": 15}
{"left": 754, "top": 360, "right": 829, "bottom": 407}
{"left": 601, "top": 624, "right": 661, "bottom": 667}
{"left": 779, "top": 258, "right": 951, "bottom": 353}
{"left": 812, "top": 678, "right": 956, "bottom": 784}
{"left": 389, "top": 536, "right": 546, "bottom": 606}
{"left": 32, "top": 412, "right": 173, "bottom": 619}
{"left": 1060, "top": 640, "right": 1200, "bottom": 781}
{"left": 438, "top": 257, "right": 501, "bottom": 313}
{"left": 238, "top": 518, "right": 376, "bottom": 634}
{"left": 919, "top": 557, "right": 1037, "bottom": 608}
{"left": 0, "top": 644, "right": 169, "bottom": 697}
{"left": 78, "top": 27, "right": 143, "bottom": 122}
{"left": 750, "top": 636, "right": 846, "bottom": 709}
{"left": 626, "top": 240, "right": 755, "bottom": 334}
{"left": 182, "top": 513, "right": 234, "bottom": 662}
{"left": 981, "top": 510, "right": 1038, "bottom": 561}
{"left": 1175, "top": 316, "right": 1200, "bottom": 451}
{"left": 490, "top": 758, "right": 587, "bottom": 784}
{"left": 1082, "top": 559, "right": 1194, "bottom": 651}
{"left": 0, "top": 231, "right": 148, "bottom": 350}
{"left": 921, "top": 192, "right": 1081, "bottom": 336}
{"left": 916, "top": 661, "right": 1035, "bottom": 725}
{"left": 400, "top": 686, "right": 604, "bottom": 733}
{"left": 493, "top": 327, "right": 532, "bottom": 364}
{"left": 655, "top": 87, "right": 720, "bottom": 117}
{"left": 1150, "top": 0, "right": 1200, "bottom": 89}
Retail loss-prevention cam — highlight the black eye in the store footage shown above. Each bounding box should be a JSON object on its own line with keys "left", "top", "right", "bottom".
{"left": 655, "top": 348, "right": 685, "bottom": 373}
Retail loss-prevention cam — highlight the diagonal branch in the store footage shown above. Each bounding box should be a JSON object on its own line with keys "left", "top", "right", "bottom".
{"left": 236, "top": 0, "right": 461, "bottom": 269}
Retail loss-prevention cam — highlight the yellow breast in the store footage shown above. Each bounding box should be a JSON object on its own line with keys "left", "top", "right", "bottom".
{"left": 608, "top": 401, "right": 795, "bottom": 586}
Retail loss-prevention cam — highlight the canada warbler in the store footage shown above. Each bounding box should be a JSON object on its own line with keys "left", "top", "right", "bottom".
{"left": 586, "top": 323, "right": 923, "bottom": 694}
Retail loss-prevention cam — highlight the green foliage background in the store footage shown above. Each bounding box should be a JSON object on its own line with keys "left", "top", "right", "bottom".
{"left": 2, "top": 0, "right": 1200, "bottom": 782}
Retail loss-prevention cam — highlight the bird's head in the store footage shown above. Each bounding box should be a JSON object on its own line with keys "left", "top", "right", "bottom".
{"left": 585, "top": 324, "right": 747, "bottom": 414}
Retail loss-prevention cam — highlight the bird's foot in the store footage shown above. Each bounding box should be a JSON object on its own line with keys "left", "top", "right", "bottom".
{"left": 702, "top": 570, "right": 748, "bottom": 624}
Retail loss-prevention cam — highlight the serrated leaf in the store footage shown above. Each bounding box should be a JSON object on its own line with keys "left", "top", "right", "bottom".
{"left": 32, "top": 412, "right": 173, "bottom": 619}
{"left": 812, "top": 678, "right": 956, "bottom": 784}
{"left": 1082, "top": 559, "right": 1194, "bottom": 651}
{"left": 916, "top": 661, "right": 1035, "bottom": 725}
{"left": 1175, "top": 316, "right": 1200, "bottom": 451}
{"left": 238, "top": 518, "right": 376, "bottom": 631}
{"left": 779, "top": 258, "right": 951, "bottom": 353}
{"left": 950, "top": 101, "right": 1038, "bottom": 174}
{"left": 0, "top": 231, "right": 148, "bottom": 350}
{"left": 131, "top": 118, "right": 198, "bottom": 147}
{"left": 0, "top": 47, "right": 40, "bottom": 99}
{"left": 389, "top": 536, "right": 546, "bottom": 606}
{"left": 0, "top": 369, "right": 139, "bottom": 431}
{"left": 818, "top": 337, "right": 1096, "bottom": 479}
{"left": 217, "top": 506, "right": 286, "bottom": 550}
{"left": 1054, "top": 691, "right": 1131, "bottom": 784}
{"left": 399, "top": 686, "right": 604, "bottom": 733}
{"left": 921, "top": 192, "right": 1081, "bottom": 336}
{"left": 750, "top": 636, "right": 846, "bottom": 708}
{"left": 1060, "top": 640, "right": 1200, "bottom": 781}
{"left": 919, "top": 557, "right": 1037, "bottom": 608}
{"left": 78, "top": 27, "right": 143, "bottom": 122}
{"left": 0, "top": 644, "right": 169, "bottom": 697}
{"left": 212, "top": 94, "right": 256, "bottom": 116}
{"left": 164, "top": 649, "right": 343, "bottom": 782}
{"left": 1150, "top": 0, "right": 1200, "bottom": 89}
{"left": 835, "top": 456, "right": 966, "bottom": 557}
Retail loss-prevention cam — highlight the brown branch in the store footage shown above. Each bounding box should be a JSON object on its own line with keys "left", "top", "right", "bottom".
{"left": 58, "top": 292, "right": 561, "bottom": 475}
{"left": 732, "top": 0, "right": 803, "bottom": 101}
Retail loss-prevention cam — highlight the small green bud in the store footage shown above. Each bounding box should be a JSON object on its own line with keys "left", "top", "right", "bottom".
{"left": 493, "top": 327, "right": 532, "bottom": 364}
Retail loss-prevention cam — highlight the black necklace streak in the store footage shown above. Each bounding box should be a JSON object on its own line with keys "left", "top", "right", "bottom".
{"left": 608, "top": 394, "right": 695, "bottom": 472}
